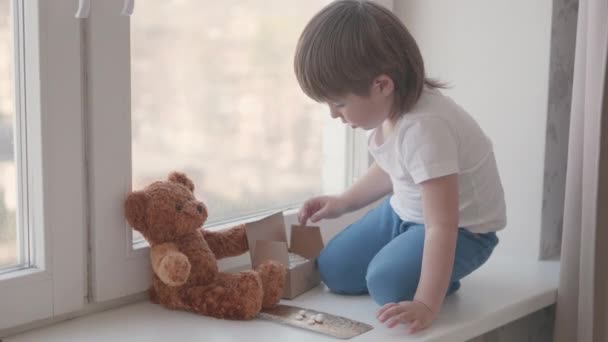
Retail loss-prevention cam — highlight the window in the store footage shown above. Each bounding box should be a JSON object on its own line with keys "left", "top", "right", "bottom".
{"left": 89, "top": 0, "right": 368, "bottom": 302}
{"left": 131, "top": 1, "right": 337, "bottom": 227}
{"left": 0, "top": 0, "right": 21, "bottom": 271}
{"left": 0, "top": 0, "right": 85, "bottom": 330}
{"left": 0, "top": 0, "right": 381, "bottom": 332}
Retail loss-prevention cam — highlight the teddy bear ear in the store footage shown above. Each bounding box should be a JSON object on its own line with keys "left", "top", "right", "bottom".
{"left": 124, "top": 190, "right": 149, "bottom": 232}
{"left": 168, "top": 172, "right": 195, "bottom": 192}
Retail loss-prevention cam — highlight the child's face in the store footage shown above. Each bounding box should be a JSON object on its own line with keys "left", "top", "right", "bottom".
{"left": 325, "top": 75, "right": 395, "bottom": 130}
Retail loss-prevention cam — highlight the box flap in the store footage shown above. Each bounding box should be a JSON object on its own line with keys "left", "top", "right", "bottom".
{"left": 251, "top": 240, "right": 289, "bottom": 269}
{"left": 289, "top": 224, "right": 324, "bottom": 260}
{"left": 245, "top": 212, "right": 288, "bottom": 258}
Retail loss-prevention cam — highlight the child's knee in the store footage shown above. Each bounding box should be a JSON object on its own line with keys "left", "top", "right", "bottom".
{"left": 317, "top": 248, "right": 367, "bottom": 295}
{"left": 366, "top": 263, "right": 418, "bottom": 305}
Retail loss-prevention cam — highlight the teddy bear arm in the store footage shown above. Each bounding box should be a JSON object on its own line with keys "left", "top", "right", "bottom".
{"left": 150, "top": 243, "right": 191, "bottom": 286}
{"left": 202, "top": 224, "right": 249, "bottom": 259}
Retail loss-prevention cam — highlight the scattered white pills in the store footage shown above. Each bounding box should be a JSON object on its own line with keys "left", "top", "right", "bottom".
{"left": 293, "top": 310, "right": 325, "bottom": 325}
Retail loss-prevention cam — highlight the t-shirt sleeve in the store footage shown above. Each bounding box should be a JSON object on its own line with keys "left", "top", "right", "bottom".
{"left": 401, "top": 117, "right": 460, "bottom": 184}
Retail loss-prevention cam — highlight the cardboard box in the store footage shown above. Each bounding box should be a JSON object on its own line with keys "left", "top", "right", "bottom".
{"left": 245, "top": 212, "right": 324, "bottom": 299}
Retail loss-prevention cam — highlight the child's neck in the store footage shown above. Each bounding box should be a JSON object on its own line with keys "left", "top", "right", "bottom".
{"left": 376, "top": 116, "right": 399, "bottom": 145}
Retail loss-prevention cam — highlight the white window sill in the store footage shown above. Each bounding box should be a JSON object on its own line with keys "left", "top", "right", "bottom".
{"left": 3, "top": 255, "right": 559, "bottom": 342}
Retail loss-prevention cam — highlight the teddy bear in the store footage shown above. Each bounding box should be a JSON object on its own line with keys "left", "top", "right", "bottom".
{"left": 124, "top": 171, "right": 287, "bottom": 320}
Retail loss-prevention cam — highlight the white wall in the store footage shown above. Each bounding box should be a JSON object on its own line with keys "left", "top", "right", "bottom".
{"left": 395, "top": 1, "right": 553, "bottom": 259}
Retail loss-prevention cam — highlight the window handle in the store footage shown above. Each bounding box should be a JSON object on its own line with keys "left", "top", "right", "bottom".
{"left": 121, "top": 0, "right": 135, "bottom": 16}
{"left": 75, "top": 0, "right": 91, "bottom": 18}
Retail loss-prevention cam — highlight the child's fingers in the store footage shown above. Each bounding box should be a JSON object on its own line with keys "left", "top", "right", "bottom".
{"left": 386, "top": 311, "right": 417, "bottom": 328}
{"left": 298, "top": 211, "right": 308, "bottom": 225}
{"left": 297, "top": 209, "right": 306, "bottom": 225}
{"left": 399, "top": 311, "right": 417, "bottom": 323}
{"left": 376, "top": 303, "right": 397, "bottom": 319}
{"left": 378, "top": 305, "right": 404, "bottom": 323}
{"left": 409, "top": 320, "right": 422, "bottom": 334}
{"left": 310, "top": 206, "right": 327, "bottom": 223}
{"left": 386, "top": 317, "right": 399, "bottom": 328}
{"left": 298, "top": 202, "right": 314, "bottom": 224}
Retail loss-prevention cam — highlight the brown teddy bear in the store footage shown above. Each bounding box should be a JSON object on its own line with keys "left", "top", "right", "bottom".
{"left": 124, "top": 172, "right": 287, "bottom": 320}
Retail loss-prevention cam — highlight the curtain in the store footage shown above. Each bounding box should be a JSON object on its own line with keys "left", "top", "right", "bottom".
{"left": 553, "top": 0, "right": 608, "bottom": 340}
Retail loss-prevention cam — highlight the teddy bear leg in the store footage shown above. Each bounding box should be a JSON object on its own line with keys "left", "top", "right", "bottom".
{"left": 151, "top": 277, "right": 191, "bottom": 311}
{"left": 149, "top": 286, "right": 159, "bottom": 304}
{"left": 185, "top": 271, "right": 264, "bottom": 320}
{"left": 255, "top": 260, "right": 287, "bottom": 308}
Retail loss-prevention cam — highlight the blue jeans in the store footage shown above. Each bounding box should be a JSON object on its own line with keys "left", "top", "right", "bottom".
{"left": 317, "top": 197, "right": 499, "bottom": 305}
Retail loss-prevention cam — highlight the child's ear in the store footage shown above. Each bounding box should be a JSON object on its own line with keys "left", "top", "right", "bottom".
{"left": 374, "top": 74, "right": 394, "bottom": 96}
{"left": 168, "top": 172, "right": 195, "bottom": 192}
{"left": 125, "top": 191, "right": 149, "bottom": 232}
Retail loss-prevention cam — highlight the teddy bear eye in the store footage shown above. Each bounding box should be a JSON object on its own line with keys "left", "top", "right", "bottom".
{"left": 175, "top": 204, "right": 183, "bottom": 212}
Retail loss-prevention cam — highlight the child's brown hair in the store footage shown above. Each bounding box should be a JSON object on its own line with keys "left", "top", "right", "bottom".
{"left": 294, "top": 0, "right": 442, "bottom": 117}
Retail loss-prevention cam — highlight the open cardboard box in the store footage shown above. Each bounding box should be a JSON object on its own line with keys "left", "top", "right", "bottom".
{"left": 245, "top": 212, "right": 324, "bottom": 299}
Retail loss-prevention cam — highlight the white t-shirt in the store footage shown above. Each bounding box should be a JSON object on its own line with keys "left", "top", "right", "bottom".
{"left": 368, "top": 88, "right": 507, "bottom": 233}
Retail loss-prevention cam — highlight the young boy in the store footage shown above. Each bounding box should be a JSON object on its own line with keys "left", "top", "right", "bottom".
{"left": 294, "top": 0, "right": 506, "bottom": 333}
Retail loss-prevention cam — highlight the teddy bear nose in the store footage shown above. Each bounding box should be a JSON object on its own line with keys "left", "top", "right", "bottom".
{"left": 196, "top": 204, "right": 204, "bottom": 214}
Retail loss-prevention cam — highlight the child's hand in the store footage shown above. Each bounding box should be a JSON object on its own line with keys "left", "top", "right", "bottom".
{"left": 298, "top": 195, "right": 348, "bottom": 225}
{"left": 377, "top": 300, "right": 436, "bottom": 334}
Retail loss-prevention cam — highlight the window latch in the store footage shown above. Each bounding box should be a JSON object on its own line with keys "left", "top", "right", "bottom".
{"left": 75, "top": 0, "right": 91, "bottom": 18}
{"left": 121, "top": 0, "right": 135, "bottom": 16}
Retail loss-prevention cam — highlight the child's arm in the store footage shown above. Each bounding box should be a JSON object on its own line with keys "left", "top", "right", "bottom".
{"left": 299, "top": 162, "right": 393, "bottom": 224}
{"left": 377, "top": 174, "right": 458, "bottom": 333}
{"left": 414, "top": 174, "right": 459, "bottom": 317}
{"left": 340, "top": 162, "right": 393, "bottom": 212}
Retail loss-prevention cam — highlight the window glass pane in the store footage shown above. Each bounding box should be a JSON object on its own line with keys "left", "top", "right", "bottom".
{"left": 131, "top": 1, "right": 335, "bottom": 228}
{"left": 0, "top": 0, "right": 20, "bottom": 269}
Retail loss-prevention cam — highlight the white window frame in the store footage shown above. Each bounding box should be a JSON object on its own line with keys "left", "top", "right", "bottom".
{"left": 0, "top": 0, "right": 86, "bottom": 330}
{"left": 88, "top": 0, "right": 389, "bottom": 303}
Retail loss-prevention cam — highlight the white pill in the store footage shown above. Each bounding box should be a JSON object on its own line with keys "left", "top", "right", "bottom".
{"left": 298, "top": 310, "right": 307, "bottom": 316}
{"left": 307, "top": 319, "right": 316, "bottom": 325}
{"left": 314, "top": 314, "right": 325, "bottom": 323}
{"left": 295, "top": 315, "right": 304, "bottom": 320}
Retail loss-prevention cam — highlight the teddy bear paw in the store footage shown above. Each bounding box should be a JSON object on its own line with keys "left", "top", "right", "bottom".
{"left": 159, "top": 252, "right": 191, "bottom": 286}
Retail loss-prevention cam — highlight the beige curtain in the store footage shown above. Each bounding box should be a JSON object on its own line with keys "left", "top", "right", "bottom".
{"left": 554, "top": 0, "right": 608, "bottom": 341}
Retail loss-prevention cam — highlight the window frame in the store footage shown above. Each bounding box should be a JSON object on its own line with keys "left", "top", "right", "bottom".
{"left": 87, "top": 0, "right": 376, "bottom": 302}
{"left": 0, "top": 0, "right": 86, "bottom": 330}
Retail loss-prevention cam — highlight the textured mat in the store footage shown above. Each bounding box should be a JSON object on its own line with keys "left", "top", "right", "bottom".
{"left": 259, "top": 304, "right": 374, "bottom": 339}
